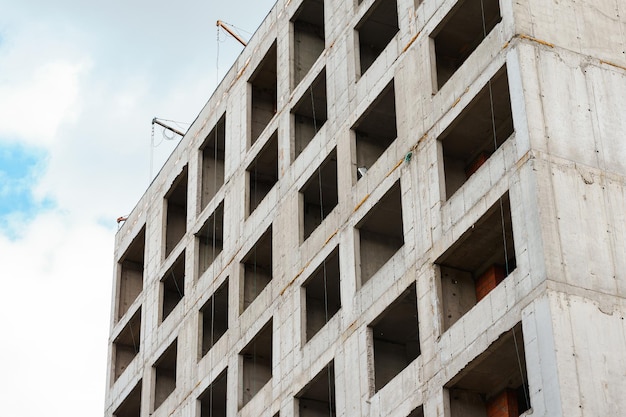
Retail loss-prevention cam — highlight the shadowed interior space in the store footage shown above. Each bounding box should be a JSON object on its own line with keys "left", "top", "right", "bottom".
{"left": 117, "top": 226, "right": 145, "bottom": 321}
{"left": 292, "top": 0, "right": 325, "bottom": 87}
{"left": 199, "top": 114, "right": 226, "bottom": 212}
{"left": 356, "top": 0, "right": 399, "bottom": 75}
{"left": 440, "top": 66, "right": 513, "bottom": 199}
{"left": 250, "top": 42, "right": 278, "bottom": 146}
{"left": 445, "top": 323, "right": 530, "bottom": 417}
{"left": 303, "top": 247, "right": 341, "bottom": 341}
{"left": 357, "top": 181, "right": 404, "bottom": 285}
{"left": 432, "top": 0, "right": 502, "bottom": 88}
{"left": 352, "top": 80, "right": 396, "bottom": 180}
{"left": 436, "top": 193, "right": 515, "bottom": 330}
{"left": 370, "top": 284, "right": 420, "bottom": 392}
{"left": 240, "top": 319, "right": 273, "bottom": 408}
{"left": 242, "top": 226, "right": 273, "bottom": 313}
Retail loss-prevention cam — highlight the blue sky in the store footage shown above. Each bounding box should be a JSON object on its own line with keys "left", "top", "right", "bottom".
{"left": 0, "top": 0, "right": 275, "bottom": 415}
{"left": 0, "top": 143, "right": 53, "bottom": 234}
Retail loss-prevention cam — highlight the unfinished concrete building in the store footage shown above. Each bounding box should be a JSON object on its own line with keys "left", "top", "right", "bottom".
{"left": 106, "top": 1, "right": 626, "bottom": 416}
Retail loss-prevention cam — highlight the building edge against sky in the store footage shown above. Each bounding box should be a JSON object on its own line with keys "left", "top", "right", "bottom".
{"left": 105, "top": 1, "right": 626, "bottom": 417}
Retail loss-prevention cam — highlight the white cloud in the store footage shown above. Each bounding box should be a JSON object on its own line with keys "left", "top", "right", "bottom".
{"left": 0, "top": 1, "right": 277, "bottom": 416}
{"left": 0, "top": 211, "right": 113, "bottom": 416}
{"left": 0, "top": 60, "right": 87, "bottom": 144}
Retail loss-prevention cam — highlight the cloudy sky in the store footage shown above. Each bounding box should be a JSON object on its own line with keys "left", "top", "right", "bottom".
{"left": 0, "top": 0, "right": 275, "bottom": 415}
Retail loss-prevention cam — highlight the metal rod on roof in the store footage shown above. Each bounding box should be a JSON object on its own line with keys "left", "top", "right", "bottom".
{"left": 217, "top": 20, "right": 248, "bottom": 47}
{"left": 152, "top": 118, "right": 186, "bottom": 137}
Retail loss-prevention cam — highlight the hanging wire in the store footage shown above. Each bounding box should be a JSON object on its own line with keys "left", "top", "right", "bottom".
{"left": 150, "top": 122, "right": 155, "bottom": 181}
{"left": 171, "top": 269, "right": 183, "bottom": 298}
{"left": 216, "top": 24, "right": 221, "bottom": 85}
{"left": 478, "top": 0, "right": 529, "bottom": 408}
{"left": 219, "top": 20, "right": 254, "bottom": 37}
{"left": 309, "top": 81, "right": 334, "bottom": 417}
{"left": 207, "top": 118, "right": 220, "bottom": 417}
{"left": 129, "top": 318, "right": 138, "bottom": 354}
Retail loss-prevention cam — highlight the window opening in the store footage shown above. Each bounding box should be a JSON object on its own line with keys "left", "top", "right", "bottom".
{"left": 165, "top": 167, "right": 188, "bottom": 258}
{"left": 440, "top": 66, "right": 512, "bottom": 199}
{"left": 369, "top": 284, "right": 420, "bottom": 392}
{"left": 196, "top": 201, "right": 224, "bottom": 278}
{"left": 296, "top": 361, "right": 336, "bottom": 417}
{"left": 161, "top": 251, "right": 185, "bottom": 323}
{"left": 200, "top": 279, "right": 229, "bottom": 358}
{"left": 292, "top": 0, "right": 325, "bottom": 87}
{"left": 241, "top": 226, "right": 273, "bottom": 313}
{"left": 408, "top": 406, "right": 424, "bottom": 417}
{"left": 352, "top": 80, "right": 396, "bottom": 180}
{"left": 199, "top": 114, "right": 226, "bottom": 212}
{"left": 357, "top": 181, "right": 404, "bottom": 285}
{"left": 113, "top": 308, "right": 142, "bottom": 382}
{"left": 436, "top": 193, "right": 515, "bottom": 330}
{"left": 248, "top": 131, "right": 279, "bottom": 216}
{"left": 301, "top": 149, "right": 338, "bottom": 241}
{"left": 250, "top": 42, "right": 278, "bottom": 146}
{"left": 240, "top": 319, "right": 273, "bottom": 408}
{"left": 198, "top": 368, "right": 227, "bottom": 417}
{"left": 113, "top": 380, "right": 142, "bottom": 417}
{"left": 153, "top": 339, "right": 177, "bottom": 411}
{"left": 432, "top": 0, "right": 502, "bottom": 88}
{"left": 445, "top": 323, "right": 530, "bottom": 417}
{"left": 292, "top": 69, "right": 328, "bottom": 160}
{"left": 117, "top": 227, "right": 145, "bottom": 321}
{"left": 356, "top": 0, "right": 399, "bottom": 75}
{"left": 303, "top": 248, "right": 341, "bottom": 342}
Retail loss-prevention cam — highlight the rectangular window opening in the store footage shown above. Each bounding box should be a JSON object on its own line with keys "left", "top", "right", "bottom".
{"left": 432, "top": 0, "right": 502, "bottom": 89}
{"left": 198, "top": 368, "right": 227, "bottom": 417}
{"left": 445, "top": 323, "right": 531, "bottom": 417}
{"left": 408, "top": 406, "right": 424, "bottom": 417}
{"left": 153, "top": 339, "right": 177, "bottom": 411}
{"left": 248, "top": 131, "right": 279, "bottom": 216}
{"left": 436, "top": 193, "right": 516, "bottom": 330}
{"left": 303, "top": 247, "right": 341, "bottom": 342}
{"left": 165, "top": 167, "right": 188, "bottom": 258}
{"left": 357, "top": 181, "right": 404, "bottom": 285}
{"left": 300, "top": 149, "right": 338, "bottom": 241}
{"left": 161, "top": 251, "right": 185, "bottom": 323}
{"left": 199, "top": 114, "right": 226, "bottom": 212}
{"left": 292, "top": 0, "right": 325, "bottom": 88}
{"left": 196, "top": 201, "right": 224, "bottom": 278}
{"left": 240, "top": 319, "right": 273, "bottom": 408}
{"left": 113, "top": 380, "right": 142, "bottom": 417}
{"left": 241, "top": 226, "right": 273, "bottom": 313}
{"left": 296, "top": 361, "right": 336, "bottom": 417}
{"left": 352, "top": 80, "right": 396, "bottom": 180}
{"left": 440, "top": 66, "right": 513, "bottom": 199}
{"left": 250, "top": 42, "right": 278, "bottom": 146}
{"left": 113, "top": 308, "right": 142, "bottom": 382}
{"left": 117, "top": 227, "right": 145, "bottom": 321}
{"left": 200, "top": 278, "right": 229, "bottom": 358}
{"left": 369, "top": 284, "right": 420, "bottom": 392}
{"left": 356, "top": 0, "right": 399, "bottom": 75}
{"left": 292, "top": 69, "right": 328, "bottom": 160}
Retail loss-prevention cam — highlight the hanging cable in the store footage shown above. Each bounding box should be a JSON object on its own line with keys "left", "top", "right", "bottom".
{"left": 309, "top": 82, "right": 334, "bottom": 417}
{"left": 171, "top": 268, "right": 183, "bottom": 298}
{"left": 129, "top": 318, "right": 138, "bottom": 354}
{"left": 512, "top": 326, "right": 530, "bottom": 409}
{"left": 479, "top": 0, "right": 528, "bottom": 408}
{"left": 216, "top": 23, "right": 221, "bottom": 85}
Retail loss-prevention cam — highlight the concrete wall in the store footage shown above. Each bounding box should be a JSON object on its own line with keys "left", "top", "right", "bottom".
{"left": 105, "top": 0, "right": 626, "bottom": 416}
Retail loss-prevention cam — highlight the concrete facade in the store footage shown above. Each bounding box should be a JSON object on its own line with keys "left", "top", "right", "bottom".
{"left": 105, "top": 0, "right": 626, "bottom": 416}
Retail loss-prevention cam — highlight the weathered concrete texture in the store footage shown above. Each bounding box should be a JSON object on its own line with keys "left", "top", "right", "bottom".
{"left": 106, "top": 0, "right": 626, "bottom": 416}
